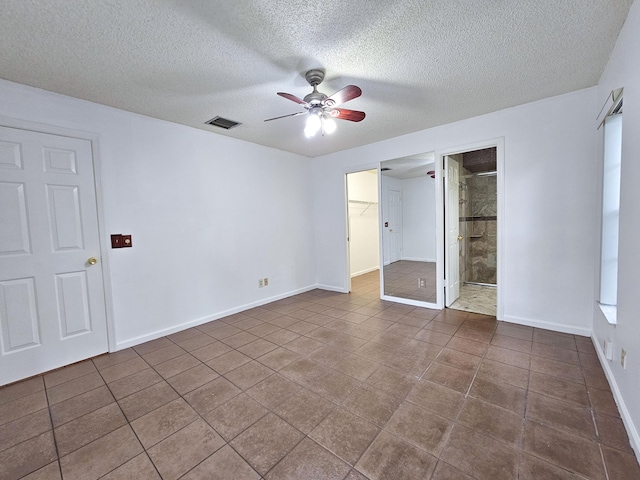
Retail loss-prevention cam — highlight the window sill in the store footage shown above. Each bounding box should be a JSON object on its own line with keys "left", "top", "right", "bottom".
{"left": 599, "top": 303, "right": 617, "bottom": 325}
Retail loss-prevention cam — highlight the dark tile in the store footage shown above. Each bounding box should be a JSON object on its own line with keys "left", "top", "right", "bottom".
{"left": 405, "top": 380, "right": 464, "bottom": 420}
{"left": 153, "top": 353, "right": 200, "bottom": 379}
{"left": 247, "top": 322, "right": 281, "bottom": 337}
{"left": 131, "top": 398, "right": 198, "bottom": 449}
{"left": 385, "top": 402, "right": 453, "bottom": 455}
{"left": 435, "top": 348, "right": 482, "bottom": 372}
{"left": 526, "top": 392, "right": 595, "bottom": 440}
{"left": 106, "top": 367, "right": 163, "bottom": 400}
{"left": 518, "top": 453, "right": 585, "bottom": 480}
{"left": 20, "top": 461, "right": 61, "bottom": 480}
{"left": 530, "top": 355, "right": 584, "bottom": 383}
{"left": 529, "top": 371, "right": 589, "bottom": 407}
{"left": 343, "top": 384, "right": 403, "bottom": 426}
{"left": 92, "top": 348, "right": 139, "bottom": 370}
{"left": 523, "top": 420, "right": 605, "bottom": 479}
{"left": 272, "top": 387, "right": 335, "bottom": 434}
{"left": 0, "top": 390, "right": 47, "bottom": 426}
{"left": 263, "top": 328, "right": 300, "bottom": 345}
{"left": 430, "top": 461, "right": 475, "bottom": 480}
{"left": 490, "top": 334, "right": 532, "bottom": 353}
{"left": 484, "top": 345, "right": 531, "bottom": 369}
{"left": 257, "top": 346, "right": 303, "bottom": 370}
{"left": 165, "top": 363, "right": 218, "bottom": 395}
{"left": 118, "top": 381, "right": 179, "bottom": 421}
{"left": 43, "top": 361, "right": 96, "bottom": 388}
{"left": 148, "top": 419, "right": 225, "bottom": 480}
{"left": 183, "top": 376, "right": 241, "bottom": 415}
{"left": 174, "top": 333, "right": 217, "bottom": 352}
{"left": 440, "top": 425, "right": 518, "bottom": 480}
{"left": 167, "top": 327, "right": 201, "bottom": 344}
{"left": 54, "top": 403, "right": 126, "bottom": 456}
{"left": 203, "top": 393, "right": 269, "bottom": 441}
{"left": 50, "top": 385, "right": 115, "bottom": 427}
{"left": 454, "top": 326, "right": 493, "bottom": 343}
{"left": 141, "top": 344, "right": 186, "bottom": 366}
{"left": 356, "top": 430, "right": 437, "bottom": 480}
{"left": 468, "top": 376, "right": 526, "bottom": 415}
{"left": 284, "top": 335, "right": 324, "bottom": 354}
{"left": 206, "top": 350, "right": 252, "bottom": 374}
{"left": 602, "top": 445, "right": 640, "bottom": 480}
{"left": 100, "top": 453, "right": 160, "bottom": 479}
{"left": 205, "top": 323, "right": 243, "bottom": 339}
{"left": 445, "top": 336, "right": 488, "bottom": 356}
{"left": 307, "top": 369, "right": 360, "bottom": 403}
{"left": 237, "top": 338, "right": 279, "bottom": 359}
{"left": 224, "top": 361, "right": 274, "bottom": 390}
{"left": 59, "top": 425, "right": 143, "bottom": 480}
{"left": 189, "top": 340, "right": 233, "bottom": 362}
{"left": 495, "top": 323, "right": 533, "bottom": 341}
{"left": 366, "top": 366, "right": 417, "bottom": 396}
{"left": 0, "top": 408, "right": 51, "bottom": 452}
{"left": 181, "top": 444, "right": 260, "bottom": 480}
{"left": 266, "top": 437, "right": 351, "bottom": 480}
{"left": 414, "top": 329, "right": 452, "bottom": 346}
{"left": 595, "top": 412, "right": 634, "bottom": 453}
{"left": 231, "top": 413, "right": 304, "bottom": 475}
{"left": 310, "top": 408, "right": 379, "bottom": 464}
{"left": 531, "top": 342, "right": 580, "bottom": 365}
{"left": 286, "top": 320, "right": 320, "bottom": 334}
{"left": 533, "top": 330, "right": 577, "bottom": 350}
{"left": 457, "top": 397, "right": 523, "bottom": 447}
{"left": 477, "top": 359, "right": 529, "bottom": 389}
{"left": 100, "top": 356, "right": 149, "bottom": 383}
{"left": 0, "top": 431, "right": 57, "bottom": 480}
{"left": 589, "top": 386, "right": 620, "bottom": 416}
{"left": 423, "top": 363, "right": 474, "bottom": 393}
{"left": 132, "top": 337, "right": 174, "bottom": 356}
{"left": 246, "top": 373, "right": 305, "bottom": 410}
{"left": 221, "top": 331, "right": 259, "bottom": 348}
{"left": 46, "top": 372, "right": 105, "bottom": 405}
{"left": 0, "top": 376, "right": 44, "bottom": 405}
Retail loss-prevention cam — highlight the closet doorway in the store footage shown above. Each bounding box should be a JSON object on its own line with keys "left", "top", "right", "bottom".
{"left": 346, "top": 169, "right": 380, "bottom": 293}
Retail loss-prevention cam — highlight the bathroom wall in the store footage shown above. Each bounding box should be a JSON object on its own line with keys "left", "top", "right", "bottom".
{"left": 466, "top": 173, "right": 497, "bottom": 284}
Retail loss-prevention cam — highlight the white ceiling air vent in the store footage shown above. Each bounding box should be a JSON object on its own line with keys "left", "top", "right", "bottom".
{"left": 205, "top": 116, "right": 242, "bottom": 129}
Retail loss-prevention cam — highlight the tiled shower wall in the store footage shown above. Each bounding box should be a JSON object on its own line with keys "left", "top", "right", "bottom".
{"left": 460, "top": 172, "right": 497, "bottom": 284}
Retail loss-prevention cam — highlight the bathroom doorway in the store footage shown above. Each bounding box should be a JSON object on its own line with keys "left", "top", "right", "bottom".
{"left": 444, "top": 145, "right": 501, "bottom": 317}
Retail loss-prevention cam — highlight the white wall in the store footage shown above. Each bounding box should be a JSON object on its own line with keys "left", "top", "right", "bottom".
{"left": 402, "top": 176, "right": 436, "bottom": 262}
{"left": 312, "top": 87, "right": 598, "bottom": 335}
{"left": 347, "top": 170, "right": 379, "bottom": 277}
{"left": 592, "top": 0, "right": 640, "bottom": 458}
{"left": 0, "top": 79, "right": 315, "bottom": 349}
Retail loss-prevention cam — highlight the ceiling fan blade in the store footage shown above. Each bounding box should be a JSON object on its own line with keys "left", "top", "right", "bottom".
{"left": 277, "top": 92, "right": 307, "bottom": 105}
{"left": 326, "top": 85, "right": 362, "bottom": 106}
{"left": 333, "top": 108, "right": 366, "bottom": 122}
{"left": 264, "top": 111, "right": 306, "bottom": 122}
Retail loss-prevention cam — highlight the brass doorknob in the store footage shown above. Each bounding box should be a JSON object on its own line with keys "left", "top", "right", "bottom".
{"left": 88, "top": 257, "right": 98, "bottom": 265}
{"left": 457, "top": 235, "right": 463, "bottom": 241}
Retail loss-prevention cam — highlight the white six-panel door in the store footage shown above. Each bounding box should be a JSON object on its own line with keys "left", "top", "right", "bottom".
{"left": 0, "top": 126, "right": 107, "bottom": 386}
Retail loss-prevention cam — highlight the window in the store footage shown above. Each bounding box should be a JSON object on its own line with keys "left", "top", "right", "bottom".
{"left": 599, "top": 91, "right": 623, "bottom": 324}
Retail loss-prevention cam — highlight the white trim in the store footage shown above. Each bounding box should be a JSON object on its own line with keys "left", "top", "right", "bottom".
{"left": 350, "top": 266, "right": 380, "bottom": 278}
{"left": 316, "top": 283, "right": 350, "bottom": 294}
{"left": 0, "top": 114, "right": 117, "bottom": 352}
{"left": 116, "top": 284, "right": 321, "bottom": 350}
{"left": 501, "top": 315, "right": 592, "bottom": 337}
{"left": 592, "top": 331, "right": 640, "bottom": 461}
{"left": 381, "top": 294, "right": 439, "bottom": 311}
{"left": 401, "top": 257, "right": 435, "bottom": 262}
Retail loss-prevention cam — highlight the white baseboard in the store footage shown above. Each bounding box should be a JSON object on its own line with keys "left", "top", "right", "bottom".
{"left": 592, "top": 332, "right": 640, "bottom": 461}
{"left": 401, "top": 257, "right": 436, "bottom": 263}
{"left": 350, "top": 266, "right": 379, "bottom": 278}
{"left": 115, "top": 284, "right": 320, "bottom": 350}
{"left": 315, "top": 283, "right": 349, "bottom": 294}
{"left": 501, "top": 314, "right": 591, "bottom": 337}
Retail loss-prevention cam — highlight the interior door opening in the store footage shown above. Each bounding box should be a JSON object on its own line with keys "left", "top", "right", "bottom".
{"left": 346, "top": 169, "right": 380, "bottom": 293}
{"left": 445, "top": 146, "right": 499, "bottom": 317}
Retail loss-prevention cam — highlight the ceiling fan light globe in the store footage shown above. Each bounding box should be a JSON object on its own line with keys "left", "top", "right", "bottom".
{"left": 306, "top": 113, "right": 322, "bottom": 132}
{"left": 323, "top": 118, "right": 337, "bottom": 134}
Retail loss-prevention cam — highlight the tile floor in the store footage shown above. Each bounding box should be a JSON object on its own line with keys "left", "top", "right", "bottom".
{"left": 383, "top": 260, "right": 437, "bottom": 303}
{"left": 450, "top": 283, "right": 497, "bottom": 316}
{"left": 1, "top": 278, "right": 639, "bottom": 479}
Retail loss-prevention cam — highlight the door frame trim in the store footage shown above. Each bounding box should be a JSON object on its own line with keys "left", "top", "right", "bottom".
{"left": 437, "top": 137, "right": 505, "bottom": 320}
{"left": 0, "top": 114, "right": 117, "bottom": 351}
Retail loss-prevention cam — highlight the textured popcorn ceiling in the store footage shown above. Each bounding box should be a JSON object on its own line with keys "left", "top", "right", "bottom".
{"left": 0, "top": 0, "right": 633, "bottom": 157}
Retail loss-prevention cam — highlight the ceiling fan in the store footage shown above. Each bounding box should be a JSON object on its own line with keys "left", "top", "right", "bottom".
{"left": 264, "top": 69, "right": 365, "bottom": 137}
